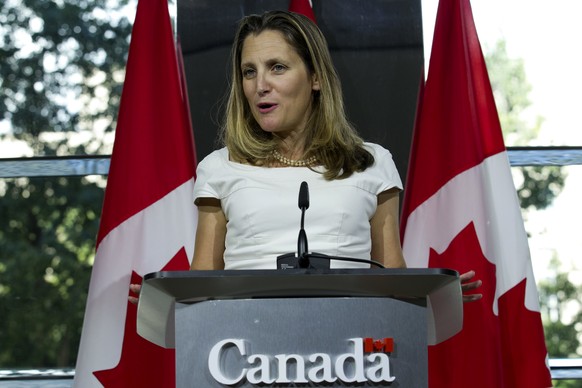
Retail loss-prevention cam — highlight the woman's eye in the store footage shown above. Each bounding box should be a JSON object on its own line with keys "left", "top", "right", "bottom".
{"left": 272, "top": 64, "right": 286, "bottom": 73}
{"left": 242, "top": 68, "right": 256, "bottom": 78}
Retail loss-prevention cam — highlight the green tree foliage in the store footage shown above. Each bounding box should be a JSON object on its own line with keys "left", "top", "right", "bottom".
{"left": 0, "top": 0, "right": 132, "bottom": 367}
{"left": 0, "top": 176, "right": 103, "bottom": 367}
{"left": 538, "top": 257, "right": 582, "bottom": 388}
{"left": 484, "top": 40, "right": 565, "bottom": 211}
{"left": 0, "top": 0, "right": 131, "bottom": 154}
{"left": 539, "top": 261, "right": 581, "bottom": 357}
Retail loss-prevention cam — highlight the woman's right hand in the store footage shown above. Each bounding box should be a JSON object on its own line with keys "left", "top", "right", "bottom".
{"left": 128, "top": 283, "right": 141, "bottom": 305}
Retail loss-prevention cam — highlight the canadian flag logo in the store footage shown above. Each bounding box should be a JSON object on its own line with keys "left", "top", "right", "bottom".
{"left": 363, "top": 337, "right": 394, "bottom": 353}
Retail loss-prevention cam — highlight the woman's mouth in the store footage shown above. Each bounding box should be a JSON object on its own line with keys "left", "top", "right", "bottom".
{"left": 257, "top": 102, "right": 278, "bottom": 114}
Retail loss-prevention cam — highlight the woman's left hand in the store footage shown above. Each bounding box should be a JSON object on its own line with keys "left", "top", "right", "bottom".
{"left": 460, "top": 270, "right": 482, "bottom": 303}
{"left": 128, "top": 283, "right": 141, "bottom": 305}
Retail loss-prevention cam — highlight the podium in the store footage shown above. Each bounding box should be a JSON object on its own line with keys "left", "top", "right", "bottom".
{"left": 137, "top": 268, "right": 462, "bottom": 387}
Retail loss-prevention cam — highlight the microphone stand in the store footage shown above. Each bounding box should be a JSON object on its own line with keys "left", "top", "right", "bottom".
{"left": 276, "top": 181, "right": 385, "bottom": 270}
{"left": 297, "top": 208, "right": 308, "bottom": 268}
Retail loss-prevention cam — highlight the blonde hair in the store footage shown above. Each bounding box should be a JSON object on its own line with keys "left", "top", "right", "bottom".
{"left": 222, "top": 10, "right": 373, "bottom": 180}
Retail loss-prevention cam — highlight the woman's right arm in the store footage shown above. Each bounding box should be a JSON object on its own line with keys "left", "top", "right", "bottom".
{"left": 191, "top": 198, "right": 227, "bottom": 270}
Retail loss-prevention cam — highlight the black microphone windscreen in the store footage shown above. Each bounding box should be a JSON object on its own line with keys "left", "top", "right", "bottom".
{"left": 298, "top": 181, "right": 309, "bottom": 209}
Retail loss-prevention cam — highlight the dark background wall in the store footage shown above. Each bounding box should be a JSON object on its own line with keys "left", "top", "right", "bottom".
{"left": 177, "top": 0, "right": 424, "bottom": 185}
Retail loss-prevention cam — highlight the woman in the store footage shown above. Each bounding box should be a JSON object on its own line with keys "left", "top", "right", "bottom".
{"left": 192, "top": 10, "right": 405, "bottom": 271}
{"left": 130, "top": 10, "right": 481, "bottom": 302}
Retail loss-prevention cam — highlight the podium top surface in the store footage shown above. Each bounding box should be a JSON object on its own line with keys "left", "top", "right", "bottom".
{"left": 143, "top": 267, "right": 458, "bottom": 302}
{"left": 137, "top": 268, "right": 463, "bottom": 348}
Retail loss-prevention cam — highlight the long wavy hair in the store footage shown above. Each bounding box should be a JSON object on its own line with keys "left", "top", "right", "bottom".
{"left": 221, "top": 10, "right": 373, "bottom": 180}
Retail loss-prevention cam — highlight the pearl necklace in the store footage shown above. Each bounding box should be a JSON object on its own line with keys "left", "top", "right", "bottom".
{"left": 272, "top": 150, "right": 317, "bottom": 167}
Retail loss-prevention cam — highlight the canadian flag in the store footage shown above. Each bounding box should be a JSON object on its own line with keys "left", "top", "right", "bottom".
{"left": 400, "top": 0, "right": 552, "bottom": 387}
{"left": 288, "top": 0, "right": 317, "bottom": 23}
{"left": 73, "top": 0, "right": 196, "bottom": 386}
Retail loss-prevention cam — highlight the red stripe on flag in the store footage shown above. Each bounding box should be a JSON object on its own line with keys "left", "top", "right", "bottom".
{"left": 288, "top": 0, "right": 317, "bottom": 23}
{"left": 383, "top": 338, "right": 394, "bottom": 353}
{"left": 400, "top": 64, "right": 425, "bottom": 239}
{"left": 364, "top": 337, "right": 374, "bottom": 353}
{"left": 176, "top": 36, "right": 198, "bottom": 175}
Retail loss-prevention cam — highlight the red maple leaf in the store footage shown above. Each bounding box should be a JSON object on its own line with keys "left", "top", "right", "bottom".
{"left": 427, "top": 222, "right": 551, "bottom": 387}
{"left": 93, "top": 247, "right": 190, "bottom": 388}
{"left": 427, "top": 222, "right": 503, "bottom": 387}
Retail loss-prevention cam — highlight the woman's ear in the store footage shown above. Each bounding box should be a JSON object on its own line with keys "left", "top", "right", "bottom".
{"left": 311, "top": 73, "right": 320, "bottom": 91}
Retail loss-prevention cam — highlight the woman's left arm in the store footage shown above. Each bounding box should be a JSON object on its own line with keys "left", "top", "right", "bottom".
{"left": 370, "top": 188, "right": 406, "bottom": 269}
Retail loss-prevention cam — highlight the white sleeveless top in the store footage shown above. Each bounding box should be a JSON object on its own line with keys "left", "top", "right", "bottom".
{"left": 193, "top": 142, "right": 402, "bottom": 270}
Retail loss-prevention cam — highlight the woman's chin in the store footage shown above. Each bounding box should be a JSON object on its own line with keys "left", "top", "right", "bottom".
{"left": 258, "top": 124, "right": 280, "bottom": 134}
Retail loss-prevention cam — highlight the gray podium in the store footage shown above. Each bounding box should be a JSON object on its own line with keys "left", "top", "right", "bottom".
{"left": 137, "top": 268, "right": 462, "bottom": 387}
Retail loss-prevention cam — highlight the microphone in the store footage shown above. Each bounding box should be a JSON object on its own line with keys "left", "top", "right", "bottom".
{"left": 297, "top": 181, "right": 309, "bottom": 268}
{"left": 298, "top": 181, "right": 309, "bottom": 210}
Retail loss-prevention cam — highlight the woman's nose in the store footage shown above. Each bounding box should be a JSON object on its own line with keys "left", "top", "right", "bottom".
{"left": 256, "top": 73, "right": 270, "bottom": 95}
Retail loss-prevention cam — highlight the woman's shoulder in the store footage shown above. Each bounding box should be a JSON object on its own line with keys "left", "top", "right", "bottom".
{"left": 362, "top": 142, "right": 394, "bottom": 159}
{"left": 358, "top": 142, "right": 403, "bottom": 192}
{"left": 193, "top": 147, "right": 230, "bottom": 199}
{"left": 197, "top": 147, "right": 229, "bottom": 168}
